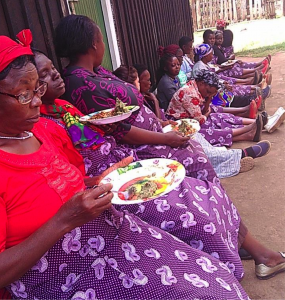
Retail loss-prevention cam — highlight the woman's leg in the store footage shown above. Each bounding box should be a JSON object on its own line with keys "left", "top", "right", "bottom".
{"left": 242, "top": 232, "right": 285, "bottom": 266}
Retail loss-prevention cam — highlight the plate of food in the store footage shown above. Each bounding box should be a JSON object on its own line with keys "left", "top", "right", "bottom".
{"left": 221, "top": 60, "right": 237, "bottom": 67}
{"left": 162, "top": 119, "right": 200, "bottom": 138}
{"left": 101, "top": 158, "right": 186, "bottom": 204}
{"left": 79, "top": 98, "right": 140, "bottom": 125}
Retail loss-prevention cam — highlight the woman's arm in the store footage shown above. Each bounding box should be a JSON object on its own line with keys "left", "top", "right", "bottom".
{"left": 144, "top": 92, "right": 162, "bottom": 119}
{"left": 0, "top": 185, "right": 113, "bottom": 288}
{"left": 120, "top": 126, "right": 189, "bottom": 148}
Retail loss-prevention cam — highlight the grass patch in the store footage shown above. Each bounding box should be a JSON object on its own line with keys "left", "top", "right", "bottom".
{"left": 236, "top": 42, "right": 285, "bottom": 57}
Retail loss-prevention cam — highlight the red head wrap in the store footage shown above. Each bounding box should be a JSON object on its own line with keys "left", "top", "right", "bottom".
{"left": 157, "top": 44, "right": 180, "bottom": 58}
{"left": 0, "top": 29, "right": 33, "bottom": 72}
{"left": 216, "top": 19, "right": 227, "bottom": 28}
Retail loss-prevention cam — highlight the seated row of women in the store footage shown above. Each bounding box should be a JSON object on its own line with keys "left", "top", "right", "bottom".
{"left": 0, "top": 15, "right": 285, "bottom": 300}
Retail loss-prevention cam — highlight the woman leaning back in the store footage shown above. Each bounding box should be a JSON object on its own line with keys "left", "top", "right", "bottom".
{"left": 0, "top": 30, "right": 256, "bottom": 300}
{"left": 35, "top": 29, "right": 285, "bottom": 288}
{"left": 56, "top": 15, "right": 220, "bottom": 183}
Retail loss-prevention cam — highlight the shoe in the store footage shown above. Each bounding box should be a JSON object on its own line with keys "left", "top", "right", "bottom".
{"left": 239, "top": 248, "right": 253, "bottom": 260}
{"left": 249, "top": 100, "right": 257, "bottom": 119}
{"left": 253, "top": 140, "right": 271, "bottom": 158}
{"left": 260, "top": 86, "right": 271, "bottom": 111}
{"left": 256, "top": 252, "right": 285, "bottom": 280}
{"left": 261, "top": 111, "right": 268, "bottom": 128}
{"left": 239, "top": 157, "right": 254, "bottom": 173}
{"left": 253, "top": 114, "right": 263, "bottom": 142}
{"left": 264, "top": 108, "right": 285, "bottom": 133}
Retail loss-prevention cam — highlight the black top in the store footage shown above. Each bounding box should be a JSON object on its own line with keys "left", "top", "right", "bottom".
{"left": 213, "top": 45, "right": 228, "bottom": 65}
{"left": 222, "top": 29, "right": 233, "bottom": 47}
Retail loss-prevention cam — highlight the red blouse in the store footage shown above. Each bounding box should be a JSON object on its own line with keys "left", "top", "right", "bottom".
{"left": 0, "top": 118, "right": 86, "bottom": 253}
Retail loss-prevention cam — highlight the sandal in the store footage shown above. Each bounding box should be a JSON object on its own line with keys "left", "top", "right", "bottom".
{"left": 252, "top": 140, "right": 271, "bottom": 158}
{"left": 256, "top": 252, "right": 285, "bottom": 280}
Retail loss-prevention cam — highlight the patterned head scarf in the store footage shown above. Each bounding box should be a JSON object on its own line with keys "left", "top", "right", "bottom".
{"left": 157, "top": 44, "right": 180, "bottom": 57}
{"left": 216, "top": 19, "right": 227, "bottom": 28}
{"left": 0, "top": 29, "right": 33, "bottom": 72}
{"left": 194, "top": 44, "right": 213, "bottom": 61}
{"left": 195, "top": 69, "right": 221, "bottom": 89}
{"left": 215, "top": 30, "right": 223, "bottom": 37}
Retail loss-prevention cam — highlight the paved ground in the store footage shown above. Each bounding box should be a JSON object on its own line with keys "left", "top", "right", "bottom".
{"left": 221, "top": 52, "right": 285, "bottom": 299}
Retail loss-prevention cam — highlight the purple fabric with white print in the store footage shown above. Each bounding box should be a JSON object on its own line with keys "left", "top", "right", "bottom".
{"left": 222, "top": 46, "right": 234, "bottom": 59}
{"left": 199, "top": 105, "right": 243, "bottom": 147}
{"left": 115, "top": 174, "right": 244, "bottom": 281}
{"left": 9, "top": 207, "right": 249, "bottom": 300}
{"left": 130, "top": 105, "right": 217, "bottom": 182}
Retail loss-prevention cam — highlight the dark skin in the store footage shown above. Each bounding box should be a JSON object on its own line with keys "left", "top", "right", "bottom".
{"left": 175, "top": 48, "right": 184, "bottom": 66}
{"left": 164, "top": 57, "right": 180, "bottom": 79}
{"left": 181, "top": 41, "right": 193, "bottom": 56}
{"left": 69, "top": 25, "right": 188, "bottom": 147}
{"left": 0, "top": 61, "right": 114, "bottom": 288}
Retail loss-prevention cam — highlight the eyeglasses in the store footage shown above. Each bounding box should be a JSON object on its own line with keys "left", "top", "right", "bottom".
{"left": 0, "top": 80, "right": 47, "bottom": 105}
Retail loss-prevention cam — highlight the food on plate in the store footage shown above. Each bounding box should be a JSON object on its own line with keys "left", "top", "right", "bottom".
{"left": 118, "top": 163, "right": 180, "bottom": 201}
{"left": 172, "top": 120, "right": 197, "bottom": 136}
{"left": 117, "top": 162, "right": 142, "bottom": 175}
{"left": 89, "top": 98, "right": 129, "bottom": 120}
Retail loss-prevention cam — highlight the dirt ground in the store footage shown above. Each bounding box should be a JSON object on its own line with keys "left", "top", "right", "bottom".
{"left": 221, "top": 52, "right": 285, "bottom": 299}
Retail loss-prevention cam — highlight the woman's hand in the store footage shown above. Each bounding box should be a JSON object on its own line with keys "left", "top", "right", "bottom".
{"left": 84, "top": 156, "right": 134, "bottom": 186}
{"left": 164, "top": 131, "right": 189, "bottom": 147}
{"left": 144, "top": 92, "right": 159, "bottom": 103}
{"left": 160, "top": 120, "right": 178, "bottom": 128}
{"left": 57, "top": 184, "right": 113, "bottom": 231}
{"left": 203, "top": 107, "right": 211, "bottom": 117}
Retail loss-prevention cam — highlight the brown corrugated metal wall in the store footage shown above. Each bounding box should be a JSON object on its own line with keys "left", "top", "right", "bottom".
{"left": 111, "top": 0, "right": 194, "bottom": 84}
{"left": 0, "top": 0, "right": 68, "bottom": 70}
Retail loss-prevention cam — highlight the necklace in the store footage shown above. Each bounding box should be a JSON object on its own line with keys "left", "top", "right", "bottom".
{"left": 0, "top": 131, "right": 34, "bottom": 140}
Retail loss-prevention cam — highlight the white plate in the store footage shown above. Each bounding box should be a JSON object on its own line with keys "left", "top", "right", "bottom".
{"left": 162, "top": 119, "right": 200, "bottom": 137}
{"left": 221, "top": 60, "right": 237, "bottom": 67}
{"left": 79, "top": 106, "right": 140, "bottom": 125}
{"left": 101, "top": 158, "right": 186, "bottom": 205}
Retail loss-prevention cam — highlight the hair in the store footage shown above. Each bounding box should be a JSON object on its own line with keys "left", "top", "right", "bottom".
{"left": 133, "top": 64, "right": 148, "bottom": 78}
{"left": 157, "top": 44, "right": 180, "bottom": 58}
{"left": 203, "top": 29, "right": 214, "bottom": 43}
{"left": 55, "top": 15, "right": 100, "bottom": 62}
{"left": 156, "top": 53, "right": 176, "bottom": 84}
{"left": 178, "top": 36, "right": 193, "bottom": 49}
{"left": 0, "top": 55, "right": 34, "bottom": 81}
{"left": 113, "top": 66, "right": 138, "bottom": 85}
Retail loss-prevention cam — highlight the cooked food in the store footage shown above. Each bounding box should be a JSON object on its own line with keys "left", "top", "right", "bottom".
{"left": 113, "top": 98, "right": 129, "bottom": 115}
{"left": 172, "top": 120, "right": 196, "bottom": 136}
{"left": 127, "top": 180, "right": 159, "bottom": 199}
{"left": 89, "top": 98, "right": 129, "bottom": 120}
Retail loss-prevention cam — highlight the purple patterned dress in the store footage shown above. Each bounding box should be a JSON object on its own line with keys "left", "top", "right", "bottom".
{"left": 199, "top": 105, "right": 243, "bottom": 147}
{"left": 11, "top": 208, "right": 248, "bottom": 300}
{"left": 62, "top": 66, "right": 217, "bottom": 182}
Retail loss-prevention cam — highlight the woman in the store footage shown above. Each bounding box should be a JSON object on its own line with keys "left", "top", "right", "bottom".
{"left": 167, "top": 69, "right": 268, "bottom": 147}
{"left": 179, "top": 36, "right": 195, "bottom": 79}
{"left": 157, "top": 44, "right": 188, "bottom": 87}
{"left": 113, "top": 64, "right": 271, "bottom": 177}
{"left": 156, "top": 54, "right": 182, "bottom": 110}
{"left": 0, "top": 30, "right": 255, "bottom": 300}
{"left": 56, "top": 16, "right": 218, "bottom": 183}
{"left": 216, "top": 19, "right": 234, "bottom": 59}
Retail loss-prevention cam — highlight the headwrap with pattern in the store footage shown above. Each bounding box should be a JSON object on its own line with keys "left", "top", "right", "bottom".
{"left": 216, "top": 19, "right": 227, "bottom": 28}
{"left": 194, "top": 44, "right": 213, "bottom": 61}
{"left": 195, "top": 69, "right": 221, "bottom": 89}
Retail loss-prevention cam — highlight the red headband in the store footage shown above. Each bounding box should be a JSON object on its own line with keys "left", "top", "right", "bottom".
{"left": 0, "top": 29, "right": 33, "bottom": 72}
